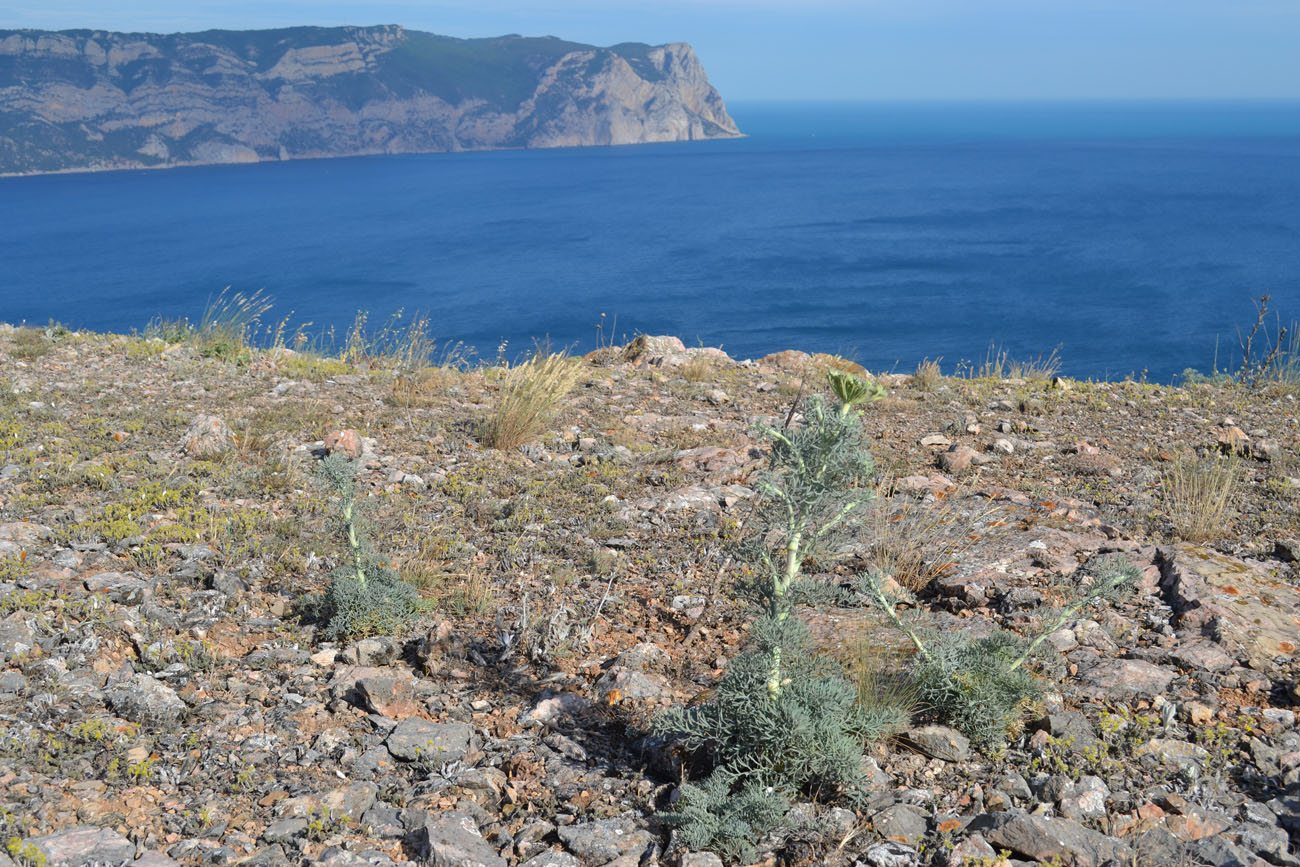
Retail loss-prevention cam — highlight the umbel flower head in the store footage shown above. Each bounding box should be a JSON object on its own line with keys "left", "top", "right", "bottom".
{"left": 827, "top": 369, "right": 886, "bottom": 413}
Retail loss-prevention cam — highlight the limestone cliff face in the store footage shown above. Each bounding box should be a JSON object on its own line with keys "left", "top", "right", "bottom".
{"left": 0, "top": 25, "right": 741, "bottom": 175}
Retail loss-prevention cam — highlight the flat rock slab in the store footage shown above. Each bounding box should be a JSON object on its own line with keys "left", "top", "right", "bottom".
{"left": 555, "top": 815, "right": 654, "bottom": 862}
{"left": 84, "top": 571, "right": 149, "bottom": 604}
{"left": 105, "top": 672, "right": 187, "bottom": 728}
{"left": 970, "top": 810, "right": 1131, "bottom": 867}
{"left": 1160, "top": 544, "right": 1300, "bottom": 674}
{"left": 903, "top": 725, "right": 971, "bottom": 762}
{"left": 31, "top": 826, "right": 178, "bottom": 867}
{"left": 1075, "top": 658, "right": 1175, "bottom": 702}
{"left": 413, "top": 812, "right": 506, "bottom": 867}
{"left": 385, "top": 719, "right": 473, "bottom": 762}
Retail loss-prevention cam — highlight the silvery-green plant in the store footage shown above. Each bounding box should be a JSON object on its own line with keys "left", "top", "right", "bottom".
{"left": 300, "top": 453, "right": 424, "bottom": 641}
{"left": 860, "top": 553, "right": 1137, "bottom": 748}
{"left": 654, "top": 370, "right": 901, "bottom": 861}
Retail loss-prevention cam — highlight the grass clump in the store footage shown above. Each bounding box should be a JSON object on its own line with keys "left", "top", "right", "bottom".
{"left": 1162, "top": 453, "right": 1242, "bottom": 542}
{"left": 912, "top": 357, "right": 943, "bottom": 391}
{"left": 864, "top": 480, "right": 990, "bottom": 594}
{"left": 654, "top": 371, "right": 904, "bottom": 862}
{"left": 963, "top": 343, "right": 1061, "bottom": 382}
{"left": 299, "top": 454, "right": 424, "bottom": 641}
{"left": 482, "top": 348, "right": 583, "bottom": 450}
{"left": 194, "top": 288, "right": 274, "bottom": 364}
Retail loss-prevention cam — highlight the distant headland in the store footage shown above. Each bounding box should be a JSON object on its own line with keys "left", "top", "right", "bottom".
{"left": 0, "top": 25, "right": 741, "bottom": 176}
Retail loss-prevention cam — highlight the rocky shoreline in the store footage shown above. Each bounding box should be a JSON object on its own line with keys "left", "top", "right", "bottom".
{"left": 1, "top": 326, "right": 1298, "bottom": 867}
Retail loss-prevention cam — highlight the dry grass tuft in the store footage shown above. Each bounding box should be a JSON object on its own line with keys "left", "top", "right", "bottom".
{"left": 967, "top": 344, "right": 1062, "bottom": 382}
{"left": 1163, "top": 452, "right": 1243, "bottom": 541}
{"left": 680, "top": 356, "right": 714, "bottom": 383}
{"left": 912, "top": 357, "right": 943, "bottom": 391}
{"left": 863, "top": 479, "right": 991, "bottom": 593}
{"left": 838, "top": 633, "right": 918, "bottom": 734}
{"left": 483, "top": 349, "right": 583, "bottom": 450}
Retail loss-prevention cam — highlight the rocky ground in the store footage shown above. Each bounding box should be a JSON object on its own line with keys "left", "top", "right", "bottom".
{"left": 1, "top": 325, "right": 1298, "bottom": 867}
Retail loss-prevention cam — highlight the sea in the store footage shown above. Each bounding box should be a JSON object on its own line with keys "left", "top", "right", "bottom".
{"left": 3, "top": 100, "right": 1299, "bottom": 382}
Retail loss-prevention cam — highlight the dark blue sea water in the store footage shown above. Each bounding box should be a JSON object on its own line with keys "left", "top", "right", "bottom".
{"left": 3, "top": 100, "right": 1299, "bottom": 381}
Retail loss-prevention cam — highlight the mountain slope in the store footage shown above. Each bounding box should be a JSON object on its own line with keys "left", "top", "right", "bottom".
{"left": 0, "top": 25, "right": 741, "bottom": 175}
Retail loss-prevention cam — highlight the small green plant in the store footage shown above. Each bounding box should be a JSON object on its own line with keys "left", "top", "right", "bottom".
{"left": 862, "top": 554, "right": 1136, "bottom": 749}
{"left": 6, "top": 837, "right": 48, "bottom": 867}
{"left": 298, "top": 453, "right": 425, "bottom": 640}
{"left": 653, "top": 371, "right": 901, "bottom": 862}
{"left": 482, "top": 348, "right": 583, "bottom": 450}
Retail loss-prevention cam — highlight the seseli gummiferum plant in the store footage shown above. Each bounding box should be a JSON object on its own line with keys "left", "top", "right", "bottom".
{"left": 653, "top": 371, "right": 907, "bottom": 862}
{"left": 860, "top": 553, "right": 1137, "bottom": 749}
{"left": 300, "top": 453, "right": 424, "bottom": 641}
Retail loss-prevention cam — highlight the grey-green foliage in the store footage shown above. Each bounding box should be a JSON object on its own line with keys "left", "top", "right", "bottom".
{"left": 300, "top": 453, "right": 423, "bottom": 641}
{"left": 663, "top": 768, "right": 792, "bottom": 864}
{"left": 861, "top": 554, "right": 1138, "bottom": 749}
{"left": 654, "top": 371, "right": 898, "bottom": 860}
{"left": 910, "top": 629, "right": 1042, "bottom": 749}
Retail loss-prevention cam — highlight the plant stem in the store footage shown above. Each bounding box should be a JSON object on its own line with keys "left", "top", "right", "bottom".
{"left": 342, "top": 498, "right": 367, "bottom": 585}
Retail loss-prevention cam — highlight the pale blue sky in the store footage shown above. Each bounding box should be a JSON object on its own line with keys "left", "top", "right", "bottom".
{"left": 5, "top": 0, "right": 1299, "bottom": 101}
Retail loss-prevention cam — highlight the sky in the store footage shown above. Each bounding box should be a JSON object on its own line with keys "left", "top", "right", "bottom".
{"left": 4, "top": 0, "right": 1300, "bottom": 101}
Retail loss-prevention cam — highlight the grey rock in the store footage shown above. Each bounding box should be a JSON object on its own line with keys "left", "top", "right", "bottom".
{"left": 361, "top": 804, "right": 406, "bottom": 839}
{"left": 0, "top": 670, "right": 26, "bottom": 694}
{"left": 871, "top": 804, "right": 928, "bottom": 846}
{"left": 861, "top": 841, "right": 919, "bottom": 867}
{"left": 412, "top": 812, "right": 506, "bottom": 867}
{"left": 241, "top": 845, "right": 292, "bottom": 867}
{"left": 261, "top": 818, "right": 308, "bottom": 844}
{"left": 1235, "top": 822, "right": 1291, "bottom": 860}
{"left": 970, "top": 810, "right": 1131, "bottom": 867}
{"left": 614, "top": 641, "right": 670, "bottom": 670}
{"left": 1158, "top": 543, "right": 1300, "bottom": 675}
{"left": 84, "top": 571, "right": 149, "bottom": 604}
{"left": 594, "top": 666, "right": 669, "bottom": 702}
{"left": 1057, "top": 776, "right": 1109, "bottom": 821}
{"left": 385, "top": 719, "right": 473, "bottom": 762}
{"left": 30, "top": 827, "right": 137, "bottom": 867}
{"left": 351, "top": 745, "right": 398, "bottom": 776}
{"left": 520, "top": 690, "right": 592, "bottom": 727}
{"left": 1276, "top": 539, "right": 1300, "bottom": 562}
{"left": 209, "top": 570, "right": 248, "bottom": 596}
{"left": 904, "top": 724, "right": 971, "bottom": 762}
{"left": 179, "top": 414, "right": 233, "bottom": 458}
{"left": 996, "top": 771, "right": 1032, "bottom": 801}
{"left": 939, "top": 445, "right": 979, "bottom": 474}
{"left": 555, "top": 815, "right": 654, "bottom": 862}
{"left": 0, "top": 614, "right": 35, "bottom": 663}
{"left": 1168, "top": 639, "right": 1237, "bottom": 673}
{"left": 1191, "top": 834, "right": 1263, "bottom": 867}
{"left": 1044, "top": 710, "right": 1099, "bottom": 749}
{"left": 1135, "top": 738, "right": 1209, "bottom": 773}
{"left": 106, "top": 672, "right": 187, "bottom": 727}
{"left": 1131, "top": 828, "right": 1188, "bottom": 864}
{"left": 357, "top": 674, "right": 416, "bottom": 717}
{"left": 344, "top": 636, "right": 401, "bottom": 666}
{"left": 519, "top": 853, "right": 582, "bottom": 867}
{"left": 1076, "top": 658, "right": 1174, "bottom": 701}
